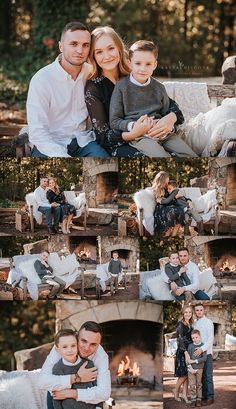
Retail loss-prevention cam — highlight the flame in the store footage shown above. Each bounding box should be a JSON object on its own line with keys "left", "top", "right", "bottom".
{"left": 78, "top": 247, "right": 91, "bottom": 258}
{"left": 117, "top": 355, "right": 140, "bottom": 377}
{"left": 220, "top": 259, "right": 235, "bottom": 272}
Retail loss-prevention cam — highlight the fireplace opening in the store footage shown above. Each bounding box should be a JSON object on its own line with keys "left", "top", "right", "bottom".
{"left": 69, "top": 237, "right": 97, "bottom": 265}
{"left": 100, "top": 320, "right": 163, "bottom": 388}
{"left": 96, "top": 172, "right": 118, "bottom": 207}
{"left": 226, "top": 164, "right": 236, "bottom": 208}
{"left": 205, "top": 239, "right": 236, "bottom": 277}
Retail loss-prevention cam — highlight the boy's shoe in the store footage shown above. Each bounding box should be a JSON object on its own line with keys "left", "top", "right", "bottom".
{"left": 196, "top": 399, "right": 201, "bottom": 407}
{"left": 190, "top": 401, "right": 196, "bottom": 407}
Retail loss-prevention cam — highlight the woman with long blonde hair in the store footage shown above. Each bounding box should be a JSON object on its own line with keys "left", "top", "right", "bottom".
{"left": 173, "top": 305, "right": 194, "bottom": 403}
{"left": 85, "top": 26, "right": 184, "bottom": 156}
{"left": 152, "top": 171, "right": 185, "bottom": 236}
{"left": 46, "top": 178, "right": 76, "bottom": 234}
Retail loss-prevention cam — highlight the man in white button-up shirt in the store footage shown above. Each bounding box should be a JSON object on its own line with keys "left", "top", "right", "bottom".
{"left": 39, "top": 321, "right": 111, "bottom": 409}
{"left": 193, "top": 303, "right": 214, "bottom": 406}
{"left": 27, "top": 22, "right": 110, "bottom": 158}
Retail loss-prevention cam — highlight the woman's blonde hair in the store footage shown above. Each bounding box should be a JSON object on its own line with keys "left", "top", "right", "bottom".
{"left": 88, "top": 26, "right": 130, "bottom": 79}
{"left": 181, "top": 305, "right": 194, "bottom": 325}
{"left": 152, "top": 171, "right": 169, "bottom": 200}
{"left": 48, "top": 178, "right": 60, "bottom": 195}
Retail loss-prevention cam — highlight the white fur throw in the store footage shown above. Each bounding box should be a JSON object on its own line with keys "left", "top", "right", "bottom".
{"left": 163, "top": 81, "right": 211, "bottom": 122}
{"left": 64, "top": 191, "right": 87, "bottom": 217}
{"left": 180, "top": 98, "right": 236, "bottom": 156}
{"left": 25, "top": 193, "right": 43, "bottom": 224}
{"left": 199, "top": 267, "right": 217, "bottom": 293}
{"left": 146, "top": 274, "right": 175, "bottom": 300}
{"left": 133, "top": 187, "right": 155, "bottom": 235}
{"left": 96, "top": 263, "right": 110, "bottom": 291}
{"left": 0, "top": 370, "right": 46, "bottom": 409}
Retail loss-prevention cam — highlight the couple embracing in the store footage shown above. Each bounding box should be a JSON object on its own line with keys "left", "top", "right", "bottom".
{"left": 27, "top": 22, "right": 197, "bottom": 158}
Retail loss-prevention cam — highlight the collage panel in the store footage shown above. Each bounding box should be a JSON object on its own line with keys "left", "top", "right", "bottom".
{"left": 0, "top": 158, "right": 118, "bottom": 237}
{"left": 0, "top": 300, "right": 163, "bottom": 409}
{"left": 163, "top": 301, "right": 236, "bottom": 409}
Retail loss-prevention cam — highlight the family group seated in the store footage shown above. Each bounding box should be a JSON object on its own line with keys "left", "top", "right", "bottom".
{"left": 27, "top": 177, "right": 86, "bottom": 234}
{"left": 134, "top": 171, "right": 218, "bottom": 236}
{"left": 7, "top": 249, "right": 83, "bottom": 300}
{"left": 140, "top": 247, "right": 220, "bottom": 301}
{"left": 23, "top": 21, "right": 236, "bottom": 159}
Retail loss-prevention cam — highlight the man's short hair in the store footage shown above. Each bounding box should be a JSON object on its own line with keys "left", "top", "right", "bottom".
{"left": 191, "top": 329, "right": 201, "bottom": 336}
{"left": 168, "top": 180, "right": 178, "bottom": 188}
{"left": 41, "top": 250, "right": 49, "bottom": 254}
{"left": 54, "top": 329, "right": 77, "bottom": 346}
{"left": 194, "top": 302, "right": 204, "bottom": 309}
{"left": 178, "top": 247, "right": 189, "bottom": 254}
{"left": 79, "top": 321, "right": 103, "bottom": 338}
{"left": 40, "top": 176, "right": 48, "bottom": 181}
{"left": 61, "top": 21, "right": 90, "bottom": 40}
{"left": 129, "top": 40, "right": 158, "bottom": 59}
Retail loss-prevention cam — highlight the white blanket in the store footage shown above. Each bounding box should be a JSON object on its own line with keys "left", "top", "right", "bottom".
{"left": 25, "top": 193, "right": 42, "bottom": 224}
{"left": 64, "top": 191, "right": 87, "bottom": 217}
{"left": 0, "top": 370, "right": 46, "bottom": 409}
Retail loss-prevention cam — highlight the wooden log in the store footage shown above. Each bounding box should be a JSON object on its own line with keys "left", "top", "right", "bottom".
{"left": 118, "top": 218, "right": 127, "bottom": 236}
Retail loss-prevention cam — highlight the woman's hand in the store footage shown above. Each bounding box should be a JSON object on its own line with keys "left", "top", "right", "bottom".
{"left": 184, "top": 351, "right": 190, "bottom": 363}
{"left": 147, "top": 112, "right": 177, "bottom": 139}
{"left": 122, "top": 115, "right": 154, "bottom": 141}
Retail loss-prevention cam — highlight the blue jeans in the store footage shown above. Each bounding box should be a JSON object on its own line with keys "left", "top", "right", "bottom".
{"left": 202, "top": 354, "right": 214, "bottom": 399}
{"left": 193, "top": 290, "right": 210, "bottom": 300}
{"left": 32, "top": 140, "right": 110, "bottom": 158}
{"left": 31, "top": 146, "right": 48, "bottom": 158}
{"left": 38, "top": 206, "right": 61, "bottom": 228}
{"left": 47, "top": 392, "right": 54, "bottom": 409}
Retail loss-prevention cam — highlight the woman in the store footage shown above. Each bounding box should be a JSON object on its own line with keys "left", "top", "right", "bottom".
{"left": 46, "top": 178, "right": 76, "bottom": 234}
{"left": 85, "top": 26, "right": 185, "bottom": 157}
{"left": 173, "top": 305, "right": 194, "bottom": 403}
{"left": 152, "top": 171, "right": 185, "bottom": 236}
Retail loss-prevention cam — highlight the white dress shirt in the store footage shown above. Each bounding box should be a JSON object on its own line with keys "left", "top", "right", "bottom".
{"left": 34, "top": 186, "right": 51, "bottom": 208}
{"left": 183, "top": 261, "right": 200, "bottom": 294}
{"left": 194, "top": 315, "right": 214, "bottom": 355}
{"left": 27, "top": 56, "right": 95, "bottom": 157}
{"left": 39, "top": 345, "right": 111, "bottom": 404}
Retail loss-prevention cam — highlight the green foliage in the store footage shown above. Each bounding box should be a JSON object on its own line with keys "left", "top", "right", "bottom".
{"left": 0, "top": 158, "right": 83, "bottom": 201}
{"left": 0, "top": 301, "right": 56, "bottom": 370}
{"left": 0, "top": 236, "right": 48, "bottom": 257}
{"left": 140, "top": 237, "right": 185, "bottom": 271}
{"left": 163, "top": 301, "right": 182, "bottom": 333}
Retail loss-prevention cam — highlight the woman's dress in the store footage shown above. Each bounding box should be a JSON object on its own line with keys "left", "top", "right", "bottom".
{"left": 174, "top": 320, "right": 193, "bottom": 377}
{"left": 153, "top": 189, "right": 185, "bottom": 234}
{"left": 85, "top": 76, "right": 184, "bottom": 157}
{"left": 46, "top": 189, "right": 76, "bottom": 221}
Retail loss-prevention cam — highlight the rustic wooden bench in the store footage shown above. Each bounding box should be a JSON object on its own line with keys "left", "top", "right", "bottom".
{"left": 0, "top": 84, "right": 234, "bottom": 157}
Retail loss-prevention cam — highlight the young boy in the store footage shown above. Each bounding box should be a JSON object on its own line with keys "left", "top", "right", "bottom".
{"left": 108, "top": 251, "right": 122, "bottom": 293}
{"left": 164, "top": 252, "right": 193, "bottom": 301}
{"left": 52, "top": 329, "right": 100, "bottom": 409}
{"left": 167, "top": 180, "right": 204, "bottom": 234}
{"left": 109, "top": 40, "right": 197, "bottom": 157}
{"left": 187, "top": 329, "right": 207, "bottom": 407}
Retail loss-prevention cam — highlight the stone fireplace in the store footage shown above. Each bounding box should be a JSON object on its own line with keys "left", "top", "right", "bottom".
{"left": 100, "top": 237, "right": 139, "bottom": 272}
{"left": 207, "top": 158, "right": 236, "bottom": 210}
{"left": 83, "top": 159, "right": 118, "bottom": 208}
{"left": 56, "top": 300, "right": 163, "bottom": 397}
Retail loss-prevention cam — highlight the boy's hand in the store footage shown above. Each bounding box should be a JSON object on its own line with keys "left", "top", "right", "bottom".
{"left": 77, "top": 361, "right": 98, "bottom": 382}
{"left": 131, "top": 115, "right": 154, "bottom": 138}
{"left": 147, "top": 112, "right": 176, "bottom": 139}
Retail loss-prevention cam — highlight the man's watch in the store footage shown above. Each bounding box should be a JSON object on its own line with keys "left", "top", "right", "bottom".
{"left": 74, "top": 373, "right": 81, "bottom": 383}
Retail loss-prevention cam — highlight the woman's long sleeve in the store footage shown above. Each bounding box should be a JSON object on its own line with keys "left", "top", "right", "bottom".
{"left": 176, "top": 321, "right": 188, "bottom": 352}
{"left": 85, "top": 80, "right": 125, "bottom": 149}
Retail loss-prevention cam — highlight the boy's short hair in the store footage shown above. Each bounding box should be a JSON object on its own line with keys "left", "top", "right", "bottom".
{"left": 169, "top": 251, "right": 178, "bottom": 258}
{"left": 54, "top": 329, "right": 78, "bottom": 346}
{"left": 61, "top": 21, "right": 90, "bottom": 40}
{"left": 168, "top": 180, "right": 178, "bottom": 188}
{"left": 191, "top": 329, "right": 201, "bottom": 336}
{"left": 112, "top": 251, "right": 118, "bottom": 256}
{"left": 129, "top": 40, "right": 158, "bottom": 59}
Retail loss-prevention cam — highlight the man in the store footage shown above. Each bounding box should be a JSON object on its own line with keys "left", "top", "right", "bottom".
{"left": 34, "top": 177, "right": 61, "bottom": 234}
{"left": 170, "top": 247, "right": 210, "bottom": 301}
{"left": 193, "top": 303, "right": 214, "bottom": 406}
{"left": 27, "top": 21, "right": 110, "bottom": 158}
{"left": 39, "top": 321, "right": 111, "bottom": 409}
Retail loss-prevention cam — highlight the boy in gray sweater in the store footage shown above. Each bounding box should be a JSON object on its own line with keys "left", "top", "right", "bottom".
{"left": 164, "top": 252, "right": 193, "bottom": 302}
{"left": 109, "top": 40, "right": 197, "bottom": 158}
{"left": 52, "top": 329, "right": 102, "bottom": 409}
{"left": 108, "top": 251, "right": 122, "bottom": 293}
{"left": 186, "top": 329, "right": 207, "bottom": 407}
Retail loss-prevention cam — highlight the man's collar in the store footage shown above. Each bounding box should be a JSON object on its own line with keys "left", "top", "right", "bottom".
{"left": 54, "top": 55, "right": 86, "bottom": 82}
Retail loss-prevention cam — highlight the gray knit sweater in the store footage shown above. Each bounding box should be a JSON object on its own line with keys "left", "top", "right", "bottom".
{"left": 109, "top": 75, "right": 170, "bottom": 131}
{"left": 187, "top": 342, "right": 207, "bottom": 369}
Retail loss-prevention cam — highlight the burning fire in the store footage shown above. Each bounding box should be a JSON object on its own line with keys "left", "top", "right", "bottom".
{"left": 77, "top": 248, "right": 91, "bottom": 259}
{"left": 117, "top": 355, "right": 140, "bottom": 377}
{"left": 220, "top": 259, "right": 235, "bottom": 273}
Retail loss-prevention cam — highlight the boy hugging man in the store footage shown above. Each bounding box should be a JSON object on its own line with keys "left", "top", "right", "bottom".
{"left": 167, "top": 180, "right": 204, "bottom": 234}
{"left": 164, "top": 252, "right": 193, "bottom": 301}
{"left": 109, "top": 40, "right": 197, "bottom": 158}
{"left": 52, "top": 329, "right": 102, "bottom": 409}
{"left": 186, "top": 329, "right": 207, "bottom": 407}
{"left": 108, "top": 251, "right": 122, "bottom": 292}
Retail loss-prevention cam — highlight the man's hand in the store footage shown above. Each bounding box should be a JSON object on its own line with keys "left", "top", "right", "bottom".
{"left": 170, "top": 282, "right": 178, "bottom": 292}
{"left": 51, "top": 202, "right": 59, "bottom": 208}
{"left": 147, "top": 112, "right": 176, "bottom": 139}
{"left": 193, "top": 347, "right": 203, "bottom": 357}
{"left": 52, "top": 389, "right": 77, "bottom": 400}
{"left": 76, "top": 361, "right": 98, "bottom": 382}
{"left": 175, "top": 287, "right": 185, "bottom": 296}
{"left": 179, "top": 266, "right": 187, "bottom": 274}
